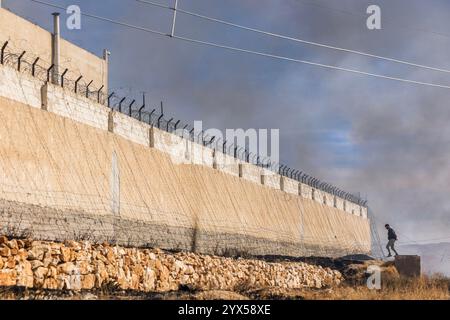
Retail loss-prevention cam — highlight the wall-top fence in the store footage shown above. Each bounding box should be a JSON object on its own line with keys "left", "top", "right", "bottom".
{"left": 0, "top": 40, "right": 367, "bottom": 208}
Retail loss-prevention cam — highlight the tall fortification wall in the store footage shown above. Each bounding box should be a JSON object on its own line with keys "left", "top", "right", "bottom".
{"left": 0, "top": 63, "right": 371, "bottom": 257}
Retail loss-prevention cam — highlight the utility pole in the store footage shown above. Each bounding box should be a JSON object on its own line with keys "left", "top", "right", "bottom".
{"left": 170, "top": 0, "right": 178, "bottom": 37}
{"left": 51, "top": 13, "right": 61, "bottom": 85}
{"left": 103, "top": 49, "right": 110, "bottom": 96}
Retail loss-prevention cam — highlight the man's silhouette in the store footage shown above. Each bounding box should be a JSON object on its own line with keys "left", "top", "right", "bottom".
{"left": 385, "top": 224, "right": 399, "bottom": 257}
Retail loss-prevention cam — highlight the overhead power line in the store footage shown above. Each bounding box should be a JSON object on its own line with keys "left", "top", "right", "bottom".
{"left": 28, "top": 0, "right": 450, "bottom": 90}
{"left": 173, "top": 35, "right": 450, "bottom": 89}
{"left": 136, "top": 0, "right": 450, "bottom": 75}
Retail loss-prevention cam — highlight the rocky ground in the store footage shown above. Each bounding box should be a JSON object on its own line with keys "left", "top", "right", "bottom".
{"left": 0, "top": 235, "right": 343, "bottom": 299}
{"left": 2, "top": 235, "right": 447, "bottom": 300}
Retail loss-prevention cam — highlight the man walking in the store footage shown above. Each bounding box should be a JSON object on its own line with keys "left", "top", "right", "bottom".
{"left": 385, "top": 224, "right": 399, "bottom": 257}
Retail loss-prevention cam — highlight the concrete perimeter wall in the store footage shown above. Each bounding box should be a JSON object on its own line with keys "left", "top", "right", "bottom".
{"left": 0, "top": 63, "right": 371, "bottom": 257}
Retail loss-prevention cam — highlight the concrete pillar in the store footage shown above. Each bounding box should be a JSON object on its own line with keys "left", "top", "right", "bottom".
{"left": 108, "top": 111, "right": 114, "bottom": 133}
{"left": 149, "top": 126, "right": 155, "bottom": 147}
{"left": 51, "top": 13, "right": 61, "bottom": 85}
{"left": 40, "top": 84, "right": 48, "bottom": 111}
{"left": 212, "top": 150, "right": 217, "bottom": 169}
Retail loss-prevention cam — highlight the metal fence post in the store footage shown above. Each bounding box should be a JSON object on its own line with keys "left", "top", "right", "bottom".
{"left": 174, "top": 120, "right": 180, "bottom": 131}
{"left": 17, "top": 51, "right": 26, "bottom": 72}
{"left": 86, "top": 80, "right": 93, "bottom": 98}
{"left": 74, "top": 75, "right": 83, "bottom": 93}
{"left": 47, "top": 64, "right": 55, "bottom": 82}
{"left": 181, "top": 124, "right": 188, "bottom": 138}
{"left": 60, "top": 68, "right": 68, "bottom": 87}
{"left": 138, "top": 105, "right": 145, "bottom": 121}
{"left": 167, "top": 118, "right": 173, "bottom": 132}
{"left": 1, "top": 41, "right": 8, "bottom": 65}
{"left": 97, "top": 85, "right": 104, "bottom": 103}
{"left": 118, "top": 97, "right": 126, "bottom": 113}
{"left": 148, "top": 109, "right": 156, "bottom": 125}
{"left": 32, "top": 57, "right": 39, "bottom": 77}
{"left": 157, "top": 114, "right": 164, "bottom": 129}
{"left": 128, "top": 99, "right": 136, "bottom": 116}
{"left": 107, "top": 92, "right": 115, "bottom": 108}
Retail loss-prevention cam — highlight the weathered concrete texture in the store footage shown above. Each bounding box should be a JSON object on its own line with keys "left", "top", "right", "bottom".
{"left": 0, "top": 66, "right": 42, "bottom": 109}
{"left": 0, "top": 61, "right": 371, "bottom": 257}
{"left": 395, "top": 255, "right": 421, "bottom": 277}
{"left": 240, "top": 163, "right": 262, "bottom": 184}
{"left": 281, "top": 177, "right": 299, "bottom": 195}
{"left": 190, "top": 141, "right": 214, "bottom": 167}
{"left": 0, "top": 8, "right": 107, "bottom": 89}
{"left": 0, "top": 64, "right": 367, "bottom": 219}
{"left": 153, "top": 128, "right": 185, "bottom": 162}
{"left": 214, "top": 153, "right": 241, "bottom": 177}
{"left": 324, "top": 193, "right": 335, "bottom": 208}
{"left": 335, "top": 197, "right": 345, "bottom": 211}
{"left": 0, "top": 94, "right": 371, "bottom": 257}
{"left": 46, "top": 84, "right": 110, "bottom": 131}
{"left": 111, "top": 111, "right": 150, "bottom": 147}
{"left": 0, "top": 199, "right": 366, "bottom": 258}
{"left": 361, "top": 207, "right": 368, "bottom": 219}
{"left": 261, "top": 169, "right": 281, "bottom": 190}
{"left": 348, "top": 202, "right": 361, "bottom": 216}
{"left": 300, "top": 183, "right": 313, "bottom": 200}
{"left": 313, "top": 189, "right": 326, "bottom": 205}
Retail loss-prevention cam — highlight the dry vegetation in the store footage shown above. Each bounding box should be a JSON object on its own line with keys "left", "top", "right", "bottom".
{"left": 292, "top": 275, "right": 450, "bottom": 300}
{"left": 2, "top": 273, "right": 447, "bottom": 300}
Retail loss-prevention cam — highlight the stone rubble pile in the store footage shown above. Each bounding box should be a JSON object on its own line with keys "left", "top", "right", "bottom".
{"left": 0, "top": 236, "right": 342, "bottom": 292}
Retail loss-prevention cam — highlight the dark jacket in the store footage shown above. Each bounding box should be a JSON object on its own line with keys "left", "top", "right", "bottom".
{"left": 387, "top": 227, "right": 397, "bottom": 240}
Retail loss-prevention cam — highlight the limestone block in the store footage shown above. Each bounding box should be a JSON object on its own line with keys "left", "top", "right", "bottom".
{"left": 214, "top": 152, "right": 240, "bottom": 177}
{"left": 111, "top": 111, "right": 150, "bottom": 146}
{"left": 282, "top": 177, "right": 299, "bottom": 195}
{"left": 361, "top": 207, "right": 368, "bottom": 219}
{"left": 261, "top": 169, "right": 281, "bottom": 190}
{"left": 300, "top": 184, "right": 313, "bottom": 199}
{"left": 335, "top": 197, "right": 344, "bottom": 211}
{"left": 0, "top": 65, "right": 42, "bottom": 109}
{"left": 395, "top": 255, "right": 421, "bottom": 277}
{"left": 324, "top": 192, "right": 335, "bottom": 207}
